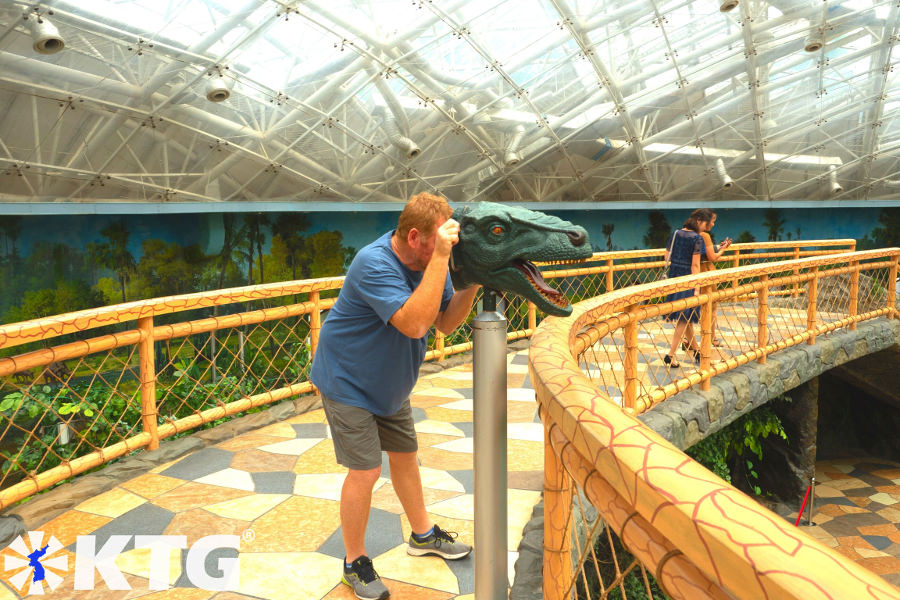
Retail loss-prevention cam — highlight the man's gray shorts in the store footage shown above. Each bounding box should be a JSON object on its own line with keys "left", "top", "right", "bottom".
{"left": 321, "top": 395, "right": 418, "bottom": 471}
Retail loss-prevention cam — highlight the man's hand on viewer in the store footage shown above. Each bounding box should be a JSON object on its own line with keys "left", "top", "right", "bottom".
{"left": 432, "top": 218, "right": 460, "bottom": 260}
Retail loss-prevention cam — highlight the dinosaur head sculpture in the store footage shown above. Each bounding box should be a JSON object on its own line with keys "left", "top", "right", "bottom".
{"left": 449, "top": 202, "right": 592, "bottom": 317}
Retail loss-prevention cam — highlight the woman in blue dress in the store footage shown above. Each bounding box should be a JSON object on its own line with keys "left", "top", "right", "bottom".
{"left": 663, "top": 213, "right": 705, "bottom": 368}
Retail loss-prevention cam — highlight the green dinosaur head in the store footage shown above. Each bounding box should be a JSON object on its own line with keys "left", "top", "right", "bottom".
{"left": 449, "top": 202, "right": 592, "bottom": 317}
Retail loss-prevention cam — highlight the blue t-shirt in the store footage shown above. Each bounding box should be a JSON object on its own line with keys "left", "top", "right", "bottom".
{"left": 310, "top": 231, "right": 454, "bottom": 416}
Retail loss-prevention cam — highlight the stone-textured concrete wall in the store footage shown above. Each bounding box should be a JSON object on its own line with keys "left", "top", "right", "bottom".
{"left": 639, "top": 317, "right": 900, "bottom": 451}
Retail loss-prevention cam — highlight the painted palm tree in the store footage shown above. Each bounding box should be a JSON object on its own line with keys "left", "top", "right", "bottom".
{"left": 763, "top": 209, "right": 786, "bottom": 242}
{"left": 602, "top": 223, "right": 614, "bottom": 251}
{"left": 271, "top": 213, "right": 311, "bottom": 281}
{"left": 245, "top": 214, "right": 270, "bottom": 284}
{"left": 216, "top": 214, "right": 247, "bottom": 290}
{"left": 96, "top": 219, "right": 136, "bottom": 303}
{"left": 0, "top": 216, "right": 22, "bottom": 260}
{"left": 643, "top": 211, "right": 672, "bottom": 249}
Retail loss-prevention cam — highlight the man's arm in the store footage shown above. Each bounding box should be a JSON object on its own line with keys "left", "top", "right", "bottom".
{"left": 434, "top": 285, "right": 480, "bottom": 335}
{"left": 389, "top": 219, "right": 459, "bottom": 339}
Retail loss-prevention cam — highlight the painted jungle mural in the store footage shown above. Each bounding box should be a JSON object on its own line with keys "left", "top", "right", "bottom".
{"left": 0, "top": 207, "right": 896, "bottom": 325}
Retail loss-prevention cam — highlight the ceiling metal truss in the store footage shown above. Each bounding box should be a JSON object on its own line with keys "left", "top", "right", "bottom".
{"left": 0, "top": 0, "right": 897, "bottom": 206}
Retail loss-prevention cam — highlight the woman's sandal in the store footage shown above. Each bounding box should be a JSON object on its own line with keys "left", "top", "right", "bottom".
{"left": 690, "top": 348, "right": 701, "bottom": 363}
{"left": 663, "top": 354, "right": 680, "bottom": 368}
{"left": 712, "top": 338, "right": 723, "bottom": 347}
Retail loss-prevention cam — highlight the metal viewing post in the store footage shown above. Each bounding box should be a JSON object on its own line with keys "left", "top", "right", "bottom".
{"left": 473, "top": 290, "right": 509, "bottom": 598}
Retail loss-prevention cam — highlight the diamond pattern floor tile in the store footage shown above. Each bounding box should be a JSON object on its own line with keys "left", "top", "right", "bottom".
{"left": 12, "top": 344, "right": 900, "bottom": 598}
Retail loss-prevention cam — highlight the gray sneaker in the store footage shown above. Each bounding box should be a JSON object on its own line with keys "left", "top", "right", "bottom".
{"left": 342, "top": 555, "right": 389, "bottom": 600}
{"left": 407, "top": 524, "right": 472, "bottom": 560}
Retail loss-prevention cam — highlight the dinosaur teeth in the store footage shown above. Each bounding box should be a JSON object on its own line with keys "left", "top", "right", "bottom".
{"left": 515, "top": 259, "right": 569, "bottom": 308}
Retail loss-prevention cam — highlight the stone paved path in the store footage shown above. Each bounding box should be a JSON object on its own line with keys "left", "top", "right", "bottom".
{"left": 786, "top": 458, "right": 900, "bottom": 588}
{"left": 2, "top": 333, "right": 900, "bottom": 597}
{"left": 0, "top": 349, "right": 541, "bottom": 599}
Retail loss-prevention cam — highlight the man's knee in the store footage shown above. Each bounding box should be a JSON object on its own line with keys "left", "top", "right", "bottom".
{"left": 347, "top": 466, "right": 382, "bottom": 487}
{"left": 387, "top": 451, "right": 420, "bottom": 472}
{"left": 387, "top": 450, "right": 418, "bottom": 463}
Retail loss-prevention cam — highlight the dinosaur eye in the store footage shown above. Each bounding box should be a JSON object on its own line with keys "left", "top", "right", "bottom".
{"left": 491, "top": 225, "right": 505, "bottom": 235}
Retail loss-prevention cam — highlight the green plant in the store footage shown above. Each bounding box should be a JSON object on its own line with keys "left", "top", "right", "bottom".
{"left": 686, "top": 404, "right": 788, "bottom": 495}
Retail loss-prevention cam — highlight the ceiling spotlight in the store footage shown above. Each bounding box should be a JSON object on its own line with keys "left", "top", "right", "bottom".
{"left": 804, "top": 28, "right": 825, "bottom": 53}
{"left": 205, "top": 67, "right": 231, "bottom": 102}
{"left": 719, "top": 0, "right": 739, "bottom": 12}
{"left": 714, "top": 158, "right": 734, "bottom": 189}
{"left": 27, "top": 12, "right": 65, "bottom": 55}
{"left": 827, "top": 165, "right": 842, "bottom": 195}
{"left": 504, "top": 124, "right": 525, "bottom": 167}
{"left": 374, "top": 106, "right": 420, "bottom": 159}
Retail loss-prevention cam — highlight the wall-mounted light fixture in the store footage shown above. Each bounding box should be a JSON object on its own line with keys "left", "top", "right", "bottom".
{"left": 27, "top": 11, "right": 65, "bottom": 55}
{"left": 714, "top": 158, "right": 734, "bottom": 189}
{"left": 206, "top": 65, "right": 231, "bottom": 102}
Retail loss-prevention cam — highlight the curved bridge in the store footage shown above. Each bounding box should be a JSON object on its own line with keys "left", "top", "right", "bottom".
{"left": 530, "top": 247, "right": 900, "bottom": 599}
{"left": 641, "top": 316, "right": 900, "bottom": 451}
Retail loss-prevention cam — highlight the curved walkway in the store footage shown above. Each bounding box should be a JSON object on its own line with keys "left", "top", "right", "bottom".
{"left": 0, "top": 348, "right": 542, "bottom": 599}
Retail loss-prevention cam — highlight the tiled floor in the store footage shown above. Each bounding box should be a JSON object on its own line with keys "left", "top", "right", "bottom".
{"left": 785, "top": 458, "right": 900, "bottom": 587}
{"left": 3, "top": 332, "right": 900, "bottom": 598}
{"left": 0, "top": 349, "right": 542, "bottom": 599}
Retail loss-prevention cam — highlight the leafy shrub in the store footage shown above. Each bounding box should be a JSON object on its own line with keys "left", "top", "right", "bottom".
{"left": 686, "top": 403, "right": 788, "bottom": 495}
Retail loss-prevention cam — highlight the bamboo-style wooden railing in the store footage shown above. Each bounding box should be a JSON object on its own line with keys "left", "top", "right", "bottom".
{"left": 0, "top": 239, "right": 856, "bottom": 511}
{"left": 530, "top": 247, "right": 900, "bottom": 600}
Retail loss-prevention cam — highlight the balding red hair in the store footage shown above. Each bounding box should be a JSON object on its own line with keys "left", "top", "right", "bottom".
{"left": 397, "top": 192, "right": 453, "bottom": 239}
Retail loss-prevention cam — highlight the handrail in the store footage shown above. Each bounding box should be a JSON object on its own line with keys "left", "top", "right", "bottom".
{"left": 530, "top": 247, "right": 900, "bottom": 599}
{"left": 0, "top": 238, "right": 859, "bottom": 510}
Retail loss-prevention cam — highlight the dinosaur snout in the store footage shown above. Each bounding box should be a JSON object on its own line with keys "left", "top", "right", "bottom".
{"left": 567, "top": 229, "right": 587, "bottom": 247}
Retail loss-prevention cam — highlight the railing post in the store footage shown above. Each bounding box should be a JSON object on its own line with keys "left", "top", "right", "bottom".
{"left": 623, "top": 304, "right": 638, "bottom": 409}
{"left": 528, "top": 301, "right": 537, "bottom": 332}
{"left": 807, "top": 271, "right": 818, "bottom": 345}
{"left": 606, "top": 259, "right": 614, "bottom": 293}
{"left": 435, "top": 331, "right": 445, "bottom": 360}
{"left": 849, "top": 260, "right": 859, "bottom": 330}
{"left": 889, "top": 257, "right": 898, "bottom": 319}
{"left": 700, "top": 284, "right": 713, "bottom": 391}
{"left": 791, "top": 246, "right": 801, "bottom": 298}
{"left": 758, "top": 274, "right": 768, "bottom": 364}
{"left": 309, "top": 290, "right": 321, "bottom": 359}
{"left": 138, "top": 316, "right": 160, "bottom": 451}
{"left": 731, "top": 250, "right": 740, "bottom": 291}
{"left": 544, "top": 424, "right": 573, "bottom": 600}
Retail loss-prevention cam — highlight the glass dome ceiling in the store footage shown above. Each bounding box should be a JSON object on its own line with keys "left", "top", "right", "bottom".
{"left": 0, "top": 0, "right": 897, "bottom": 206}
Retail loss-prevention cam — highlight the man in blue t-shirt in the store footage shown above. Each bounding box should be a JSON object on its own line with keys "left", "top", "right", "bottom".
{"left": 310, "top": 192, "right": 479, "bottom": 600}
